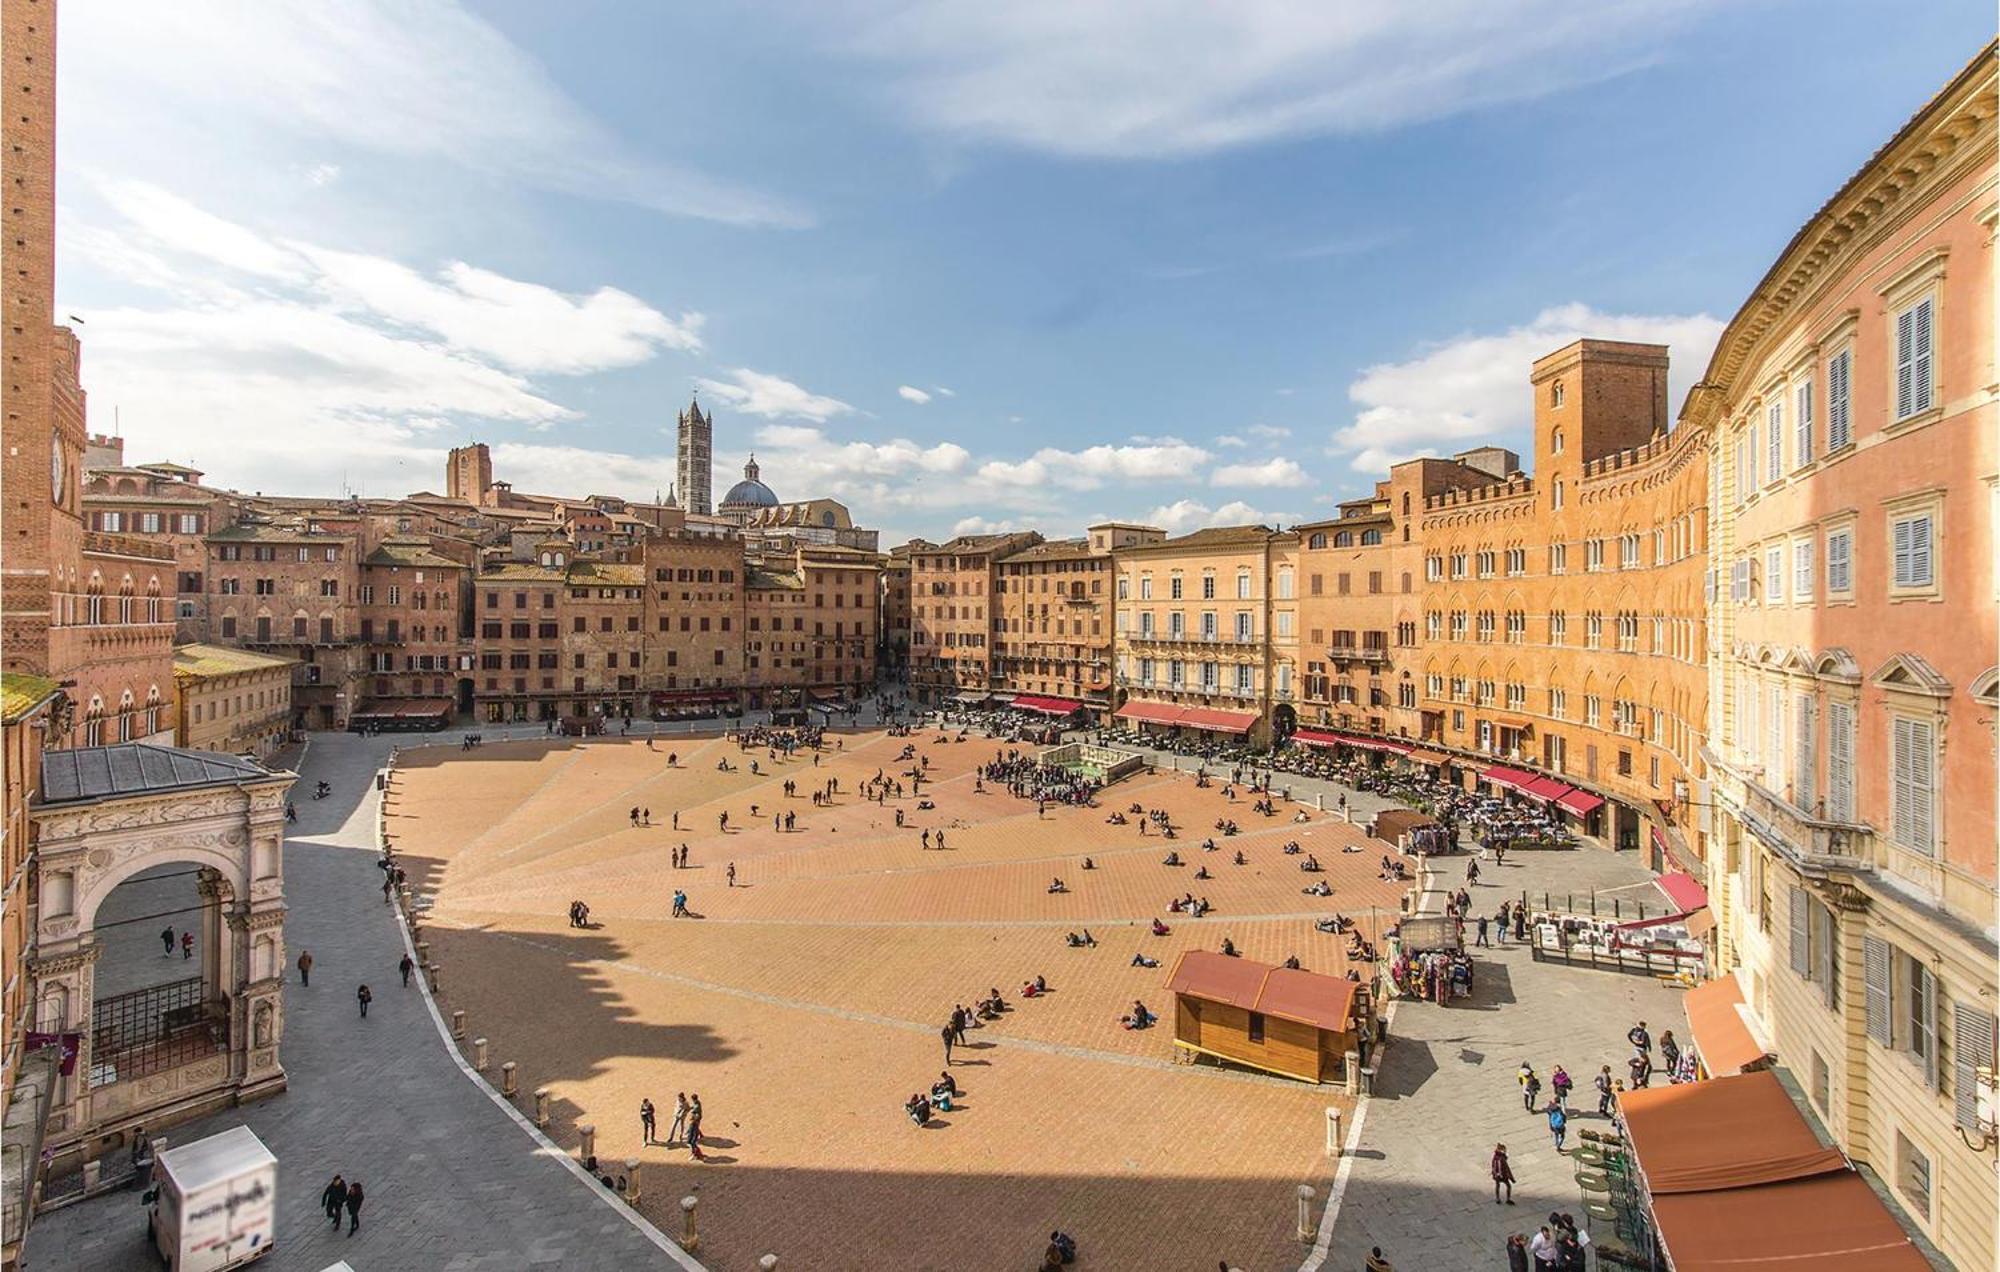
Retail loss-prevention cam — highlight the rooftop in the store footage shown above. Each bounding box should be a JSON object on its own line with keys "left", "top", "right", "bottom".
{"left": 40, "top": 743, "right": 281, "bottom": 806}
{"left": 1, "top": 674, "right": 62, "bottom": 725}
{"left": 174, "top": 643, "right": 298, "bottom": 679}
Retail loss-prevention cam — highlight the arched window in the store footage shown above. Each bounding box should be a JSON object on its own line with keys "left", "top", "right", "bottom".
{"left": 1333, "top": 531, "right": 1353, "bottom": 547}
{"left": 118, "top": 690, "right": 136, "bottom": 741}
{"left": 1308, "top": 533, "right": 1326, "bottom": 549}
{"left": 1360, "top": 529, "right": 1382, "bottom": 546}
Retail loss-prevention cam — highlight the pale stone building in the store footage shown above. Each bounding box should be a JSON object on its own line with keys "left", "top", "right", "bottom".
{"left": 1700, "top": 47, "right": 1996, "bottom": 1269}
{"left": 172, "top": 644, "right": 295, "bottom": 760}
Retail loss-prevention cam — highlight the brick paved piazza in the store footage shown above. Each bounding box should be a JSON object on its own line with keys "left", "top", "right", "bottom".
{"left": 395, "top": 729, "right": 1407, "bottom": 1271}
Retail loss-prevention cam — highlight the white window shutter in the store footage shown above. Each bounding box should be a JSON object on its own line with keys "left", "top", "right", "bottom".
{"left": 1912, "top": 297, "right": 1934, "bottom": 415}
{"left": 1909, "top": 516, "right": 1932, "bottom": 586}
{"left": 1894, "top": 718, "right": 1936, "bottom": 856}
{"left": 1893, "top": 519, "right": 1914, "bottom": 586}
{"left": 1954, "top": 1003, "right": 1997, "bottom": 1133}
{"left": 1827, "top": 701, "right": 1854, "bottom": 821}
{"left": 1794, "top": 694, "right": 1816, "bottom": 810}
{"left": 1919, "top": 970, "right": 1940, "bottom": 1090}
{"left": 1789, "top": 887, "right": 1810, "bottom": 976}
{"left": 1895, "top": 307, "right": 1916, "bottom": 419}
{"left": 1828, "top": 351, "right": 1851, "bottom": 450}
{"left": 1863, "top": 936, "right": 1892, "bottom": 1046}
{"left": 1795, "top": 381, "right": 1814, "bottom": 466}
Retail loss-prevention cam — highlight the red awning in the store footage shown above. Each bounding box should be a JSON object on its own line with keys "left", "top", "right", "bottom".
{"left": 1520, "top": 775, "right": 1574, "bottom": 802}
{"left": 1114, "top": 700, "right": 1186, "bottom": 726}
{"left": 1556, "top": 788, "right": 1606, "bottom": 816}
{"left": 1295, "top": 728, "right": 1410, "bottom": 754}
{"left": 1013, "top": 695, "right": 1081, "bottom": 715}
{"left": 1179, "top": 707, "right": 1259, "bottom": 734}
{"left": 1656, "top": 871, "right": 1708, "bottom": 914}
{"left": 1292, "top": 727, "right": 1344, "bottom": 750}
{"left": 1682, "top": 975, "right": 1769, "bottom": 1076}
{"left": 1480, "top": 765, "right": 1535, "bottom": 792}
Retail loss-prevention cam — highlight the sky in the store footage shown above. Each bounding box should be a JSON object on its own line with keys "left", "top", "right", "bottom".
{"left": 52, "top": 2, "right": 1993, "bottom": 544}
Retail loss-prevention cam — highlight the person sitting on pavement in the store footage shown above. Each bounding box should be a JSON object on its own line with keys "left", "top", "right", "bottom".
{"left": 1048, "top": 877, "right": 1068, "bottom": 893}
{"left": 1131, "top": 952, "right": 1159, "bottom": 968}
{"left": 1151, "top": 917, "right": 1170, "bottom": 936}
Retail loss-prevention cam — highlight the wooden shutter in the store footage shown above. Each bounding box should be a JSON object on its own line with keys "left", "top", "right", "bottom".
{"left": 1893, "top": 717, "right": 1936, "bottom": 855}
{"left": 1795, "top": 381, "right": 1813, "bottom": 465}
{"left": 1827, "top": 701, "right": 1854, "bottom": 822}
{"left": 1918, "top": 965, "right": 1940, "bottom": 1091}
{"left": 1827, "top": 350, "right": 1851, "bottom": 449}
{"left": 1827, "top": 530, "right": 1850, "bottom": 593}
{"left": 1895, "top": 306, "right": 1916, "bottom": 418}
{"left": 1953, "top": 1003, "right": 1996, "bottom": 1134}
{"left": 1911, "top": 297, "right": 1934, "bottom": 415}
{"left": 1811, "top": 902, "right": 1836, "bottom": 1009}
{"left": 1789, "top": 887, "right": 1810, "bottom": 976}
{"left": 1794, "top": 694, "right": 1816, "bottom": 810}
{"left": 1863, "top": 935, "right": 1892, "bottom": 1046}
{"left": 1908, "top": 516, "right": 1932, "bottom": 587}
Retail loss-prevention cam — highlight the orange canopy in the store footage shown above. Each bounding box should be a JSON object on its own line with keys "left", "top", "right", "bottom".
{"left": 1648, "top": 1169, "right": 1930, "bottom": 1270}
{"left": 1682, "top": 976, "right": 1767, "bottom": 1076}
{"left": 1620, "top": 1071, "right": 1929, "bottom": 1271}
{"left": 1619, "top": 1071, "right": 1843, "bottom": 1193}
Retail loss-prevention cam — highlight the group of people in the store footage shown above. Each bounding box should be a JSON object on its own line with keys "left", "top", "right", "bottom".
{"left": 318, "top": 1174, "right": 365, "bottom": 1236}
{"left": 980, "top": 749, "right": 1101, "bottom": 807}
{"left": 567, "top": 900, "right": 592, "bottom": 928}
{"left": 905, "top": 1071, "right": 958, "bottom": 1125}
{"left": 638, "top": 1092, "right": 707, "bottom": 1160}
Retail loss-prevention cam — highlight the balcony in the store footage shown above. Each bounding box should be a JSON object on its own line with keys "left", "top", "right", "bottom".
{"left": 1327, "top": 645, "right": 1390, "bottom": 665}
{"left": 1736, "top": 775, "right": 1875, "bottom": 875}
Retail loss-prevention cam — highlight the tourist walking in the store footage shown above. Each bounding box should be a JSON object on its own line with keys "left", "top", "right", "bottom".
{"left": 356, "top": 984, "right": 372, "bottom": 1018}
{"left": 344, "top": 1180, "right": 364, "bottom": 1235}
{"left": 1518, "top": 1063, "right": 1541, "bottom": 1112}
{"left": 1595, "top": 1065, "right": 1614, "bottom": 1116}
{"left": 640, "top": 1098, "right": 656, "bottom": 1145}
{"left": 1475, "top": 916, "right": 1490, "bottom": 947}
{"left": 399, "top": 954, "right": 415, "bottom": 988}
{"left": 1627, "top": 1020, "right": 1651, "bottom": 1056}
{"left": 296, "top": 950, "right": 313, "bottom": 986}
{"left": 1491, "top": 1143, "right": 1515, "bottom": 1204}
{"left": 941, "top": 1023, "right": 956, "bottom": 1065}
{"left": 727, "top": 862, "right": 736, "bottom": 888}
{"left": 321, "top": 1174, "right": 346, "bottom": 1225}
{"left": 1660, "top": 1029, "right": 1681, "bottom": 1074}
{"left": 1546, "top": 1100, "right": 1568, "bottom": 1153}
{"left": 669, "top": 1093, "right": 690, "bottom": 1145}
{"left": 161, "top": 926, "right": 175, "bottom": 956}
{"left": 181, "top": 931, "right": 194, "bottom": 960}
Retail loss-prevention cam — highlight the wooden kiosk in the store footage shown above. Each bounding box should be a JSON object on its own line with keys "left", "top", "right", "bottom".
{"left": 1166, "top": 950, "right": 1360, "bottom": 1083}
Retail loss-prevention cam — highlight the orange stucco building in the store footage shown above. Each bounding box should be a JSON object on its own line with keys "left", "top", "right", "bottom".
{"left": 1415, "top": 341, "right": 1711, "bottom": 862}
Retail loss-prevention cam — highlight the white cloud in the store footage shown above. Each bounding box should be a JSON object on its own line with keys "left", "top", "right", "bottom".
{"left": 951, "top": 515, "right": 1019, "bottom": 536}
{"left": 304, "top": 163, "right": 341, "bottom": 187}
{"left": 62, "top": 0, "right": 805, "bottom": 227}
{"left": 933, "top": 386, "right": 956, "bottom": 397}
{"left": 1332, "top": 303, "right": 1724, "bottom": 472}
{"left": 1212, "top": 457, "right": 1309, "bottom": 488}
{"left": 696, "top": 369, "right": 854, "bottom": 422}
{"left": 1214, "top": 434, "right": 1248, "bottom": 448}
{"left": 1247, "top": 423, "right": 1292, "bottom": 441}
{"left": 978, "top": 440, "right": 1211, "bottom": 491}
{"left": 897, "top": 385, "right": 933, "bottom": 404}
{"left": 1141, "top": 498, "right": 1290, "bottom": 535}
{"left": 832, "top": 1, "right": 1719, "bottom": 158}
{"left": 94, "top": 179, "right": 308, "bottom": 283}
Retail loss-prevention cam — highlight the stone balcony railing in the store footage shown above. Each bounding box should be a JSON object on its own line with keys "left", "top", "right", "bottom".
{"left": 1735, "top": 772, "right": 1875, "bottom": 874}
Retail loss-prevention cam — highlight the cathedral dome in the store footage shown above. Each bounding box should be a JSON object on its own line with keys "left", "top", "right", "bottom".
{"left": 720, "top": 454, "right": 779, "bottom": 509}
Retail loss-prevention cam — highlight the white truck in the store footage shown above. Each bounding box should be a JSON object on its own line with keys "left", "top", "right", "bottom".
{"left": 147, "top": 1126, "right": 277, "bottom": 1271}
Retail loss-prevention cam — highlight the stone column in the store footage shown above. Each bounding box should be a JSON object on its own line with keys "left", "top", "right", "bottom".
{"left": 1296, "top": 1184, "right": 1316, "bottom": 1240}
{"left": 472, "top": 1037, "right": 488, "bottom": 1070}
{"left": 624, "top": 1158, "right": 641, "bottom": 1203}
{"left": 578, "top": 1123, "right": 596, "bottom": 1163}
{"left": 680, "top": 1195, "right": 700, "bottom": 1251}
{"left": 451, "top": 1010, "right": 465, "bottom": 1040}
{"left": 501, "top": 1062, "right": 518, "bottom": 1097}
{"left": 534, "top": 1088, "right": 551, "bottom": 1127}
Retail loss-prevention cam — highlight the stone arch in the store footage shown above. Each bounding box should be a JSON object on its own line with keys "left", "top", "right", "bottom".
{"left": 38, "top": 982, "right": 71, "bottom": 1031}
{"left": 73, "top": 844, "right": 247, "bottom": 936}
{"left": 1970, "top": 667, "right": 1999, "bottom": 706}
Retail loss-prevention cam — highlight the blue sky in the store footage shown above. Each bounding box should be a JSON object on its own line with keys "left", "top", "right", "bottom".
{"left": 53, "top": 1, "right": 1991, "bottom": 542}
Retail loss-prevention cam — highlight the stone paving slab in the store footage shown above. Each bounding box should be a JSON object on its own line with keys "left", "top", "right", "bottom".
{"left": 24, "top": 732, "right": 682, "bottom": 1272}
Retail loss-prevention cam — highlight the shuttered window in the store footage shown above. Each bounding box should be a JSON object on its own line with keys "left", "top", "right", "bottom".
{"left": 1894, "top": 296, "right": 1934, "bottom": 420}
{"left": 1954, "top": 1003, "right": 1997, "bottom": 1134}
{"left": 1864, "top": 936, "right": 1892, "bottom": 1046}
{"left": 1766, "top": 686, "right": 1784, "bottom": 788}
{"left": 1793, "top": 694, "right": 1816, "bottom": 810}
{"left": 1794, "top": 379, "right": 1814, "bottom": 466}
{"left": 1826, "top": 701, "right": 1855, "bottom": 821}
{"left": 1788, "top": 887, "right": 1810, "bottom": 976}
{"left": 1766, "top": 399, "right": 1783, "bottom": 481}
{"left": 1909, "top": 957, "right": 1939, "bottom": 1091}
{"left": 1891, "top": 717, "right": 1937, "bottom": 856}
{"left": 1826, "top": 349, "right": 1851, "bottom": 449}
{"left": 1826, "top": 528, "right": 1852, "bottom": 594}
{"left": 1809, "top": 901, "right": 1838, "bottom": 1010}
{"left": 1891, "top": 513, "right": 1933, "bottom": 588}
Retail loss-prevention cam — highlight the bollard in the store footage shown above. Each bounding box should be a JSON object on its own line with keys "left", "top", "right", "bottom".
{"left": 680, "top": 1195, "right": 700, "bottom": 1252}
{"left": 625, "top": 1158, "right": 642, "bottom": 1203}
{"left": 501, "top": 1061, "right": 518, "bottom": 1097}
{"left": 451, "top": 1010, "right": 466, "bottom": 1040}
{"left": 535, "top": 1088, "right": 551, "bottom": 1128}
{"left": 427, "top": 963, "right": 441, "bottom": 992}
{"left": 759, "top": 1257, "right": 780, "bottom": 1271}
{"left": 579, "top": 1123, "right": 596, "bottom": 1163}
{"left": 416, "top": 941, "right": 431, "bottom": 964}
{"left": 1325, "top": 1106, "right": 1343, "bottom": 1157}
{"left": 1296, "top": 1183, "right": 1317, "bottom": 1241}
{"left": 1345, "top": 1052, "right": 1360, "bottom": 1095}
{"left": 1360, "top": 1065, "right": 1376, "bottom": 1096}
{"left": 473, "top": 1037, "right": 489, "bottom": 1071}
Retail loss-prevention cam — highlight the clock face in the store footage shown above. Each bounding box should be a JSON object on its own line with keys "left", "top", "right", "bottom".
{"left": 50, "top": 435, "right": 65, "bottom": 506}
